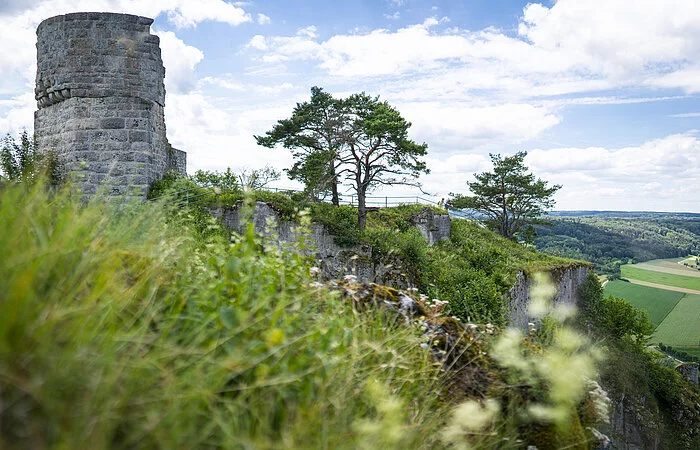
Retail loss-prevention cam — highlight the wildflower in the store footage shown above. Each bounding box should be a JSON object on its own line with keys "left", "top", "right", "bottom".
{"left": 442, "top": 399, "right": 500, "bottom": 447}
{"left": 310, "top": 266, "right": 321, "bottom": 276}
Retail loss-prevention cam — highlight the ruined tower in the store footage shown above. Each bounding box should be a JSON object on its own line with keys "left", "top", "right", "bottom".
{"left": 34, "top": 12, "right": 186, "bottom": 197}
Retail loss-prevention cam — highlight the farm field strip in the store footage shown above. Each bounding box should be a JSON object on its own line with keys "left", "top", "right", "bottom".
{"left": 603, "top": 280, "right": 684, "bottom": 325}
{"left": 632, "top": 261, "right": 700, "bottom": 278}
{"left": 625, "top": 279, "right": 700, "bottom": 295}
{"left": 621, "top": 265, "right": 700, "bottom": 291}
{"left": 653, "top": 294, "right": 700, "bottom": 347}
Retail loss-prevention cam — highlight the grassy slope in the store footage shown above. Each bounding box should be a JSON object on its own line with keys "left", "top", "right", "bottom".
{"left": 653, "top": 294, "right": 700, "bottom": 346}
{"left": 0, "top": 183, "right": 450, "bottom": 449}
{"left": 604, "top": 280, "right": 684, "bottom": 325}
{"left": 621, "top": 265, "right": 700, "bottom": 291}
{"left": 0, "top": 180, "right": 612, "bottom": 449}
{"left": 150, "top": 175, "right": 580, "bottom": 326}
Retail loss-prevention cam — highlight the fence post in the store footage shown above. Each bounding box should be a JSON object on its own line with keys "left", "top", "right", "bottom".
{"left": 385, "top": 197, "right": 388, "bottom": 208}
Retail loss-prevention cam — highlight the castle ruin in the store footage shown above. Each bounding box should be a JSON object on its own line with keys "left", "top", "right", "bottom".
{"left": 34, "top": 12, "right": 186, "bottom": 197}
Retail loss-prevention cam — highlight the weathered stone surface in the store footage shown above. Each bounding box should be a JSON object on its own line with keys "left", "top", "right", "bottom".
{"left": 609, "top": 393, "right": 661, "bottom": 450}
{"left": 208, "top": 202, "right": 427, "bottom": 287}
{"left": 409, "top": 207, "right": 451, "bottom": 245}
{"left": 676, "top": 363, "right": 699, "bottom": 385}
{"left": 34, "top": 12, "right": 186, "bottom": 199}
{"left": 507, "top": 265, "right": 591, "bottom": 330}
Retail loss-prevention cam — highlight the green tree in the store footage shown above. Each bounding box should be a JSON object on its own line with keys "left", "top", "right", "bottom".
{"left": 192, "top": 168, "right": 240, "bottom": 192}
{"left": 599, "top": 295, "right": 654, "bottom": 345}
{"left": 1, "top": 131, "right": 36, "bottom": 183}
{"left": 255, "top": 86, "right": 346, "bottom": 205}
{"left": 451, "top": 151, "right": 560, "bottom": 239}
{"left": 340, "top": 93, "right": 429, "bottom": 229}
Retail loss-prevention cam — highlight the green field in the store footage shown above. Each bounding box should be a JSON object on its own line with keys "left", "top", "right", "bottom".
{"left": 604, "top": 280, "right": 684, "bottom": 325}
{"left": 675, "top": 347, "right": 700, "bottom": 359}
{"left": 653, "top": 294, "right": 700, "bottom": 346}
{"left": 641, "top": 257, "right": 685, "bottom": 266}
{"left": 621, "top": 265, "right": 700, "bottom": 291}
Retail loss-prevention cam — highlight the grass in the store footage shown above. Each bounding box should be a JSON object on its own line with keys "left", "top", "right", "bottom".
{"left": 0, "top": 181, "right": 453, "bottom": 449}
{"left": 640, "top": 257, "right": 686, "bottom": 266}
{"left": 603, "top": 280, "right": 684, "bottom": 325}
{"left": 621, "top": 265, "right": 700, "bottom": 291}
{"left": 653, "top": 294, "right": 700, "bottom": 346}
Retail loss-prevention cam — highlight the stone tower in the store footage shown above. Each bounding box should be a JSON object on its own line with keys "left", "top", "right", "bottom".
{"left": 34, "top": 12, "right": 186, "bottom": 197}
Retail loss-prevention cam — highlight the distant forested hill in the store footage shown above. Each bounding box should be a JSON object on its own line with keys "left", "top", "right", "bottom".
{"left": 533, "top": 213, "right": 700, "bottom": 276}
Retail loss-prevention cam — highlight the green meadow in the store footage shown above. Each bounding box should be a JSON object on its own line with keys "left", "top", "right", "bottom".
{"left": 608, "top": 260, "right": 700, "bottom": 353}
{"left": 603, "top": 280, "right": 684, "bottom": 325}
{"left": 653, "top": 294, "right": 700, "bottom": 347}
{"left": 621, "top": 265, "right": 700, "bottom": 291}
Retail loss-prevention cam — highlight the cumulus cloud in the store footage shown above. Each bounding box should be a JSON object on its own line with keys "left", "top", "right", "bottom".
{"left": 155, "top": 31, "right": 204, "bottom": 94}
{"left": 164, "top": 0, "right": 251, "bottom": 28}
{"left": 256, "top": 13, "right": 270, "bottom": 25}
{"left": 0, "top": 93, "right": 36, "bottom": 135}
{"left": 165, "top": 92, "right": 295, "bottom": 173}
{"left": 525, "top": 134, "right": 700, "bottom": 211}
{"left": 398, "top": 102, "right": 561, "bottom": 152}
{"left": 247, "top": 0, "right": 700, "bottom": 94}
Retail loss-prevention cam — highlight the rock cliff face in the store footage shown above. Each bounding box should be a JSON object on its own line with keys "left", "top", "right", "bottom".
{"left": 507, "top": 265, "right": 591, "bottom": 329}
{"left": 208, "top": 202, "right": 450, "bottom": 287}
{"left": 609, "top": 394, "right": 661, "bottom": 450}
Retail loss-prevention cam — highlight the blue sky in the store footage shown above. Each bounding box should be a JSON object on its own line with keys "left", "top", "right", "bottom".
{"left": 1, "top": 0, "right": 699, "bottom": 212}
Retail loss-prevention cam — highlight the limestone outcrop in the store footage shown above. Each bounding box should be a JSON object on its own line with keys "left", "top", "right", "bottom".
{"left": 208, "top": 202, "right": 451, "bottom": 287}
{"left": 507, "top": 265, "right": 592, "bottom": 329}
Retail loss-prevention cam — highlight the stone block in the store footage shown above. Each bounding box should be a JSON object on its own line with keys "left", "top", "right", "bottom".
{"left": 101, "top": 118, "right": 125, "bottom": 129}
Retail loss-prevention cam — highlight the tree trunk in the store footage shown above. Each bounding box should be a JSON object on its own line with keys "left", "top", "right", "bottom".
{"left": 330, "top": 163, "right": 340, "bottom": 206}
{"left": 357, "top": 190, "right": 367, "bottom": 229}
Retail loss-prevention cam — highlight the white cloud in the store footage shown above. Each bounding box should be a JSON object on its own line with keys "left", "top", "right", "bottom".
{"left": 670, "top": 112, "right": 700, "bottom": 118}
{"left": 296, "top": 25, "right": 318, "bottom": 38}
{"left": 0, "top": 93, "right": 35, "bottom": 135}
{"left": 524, "top": 133, "right": 700, "bottom": 211}
{"left": 200, "top": 76, "right": 295, "bottom": 95}
{"left": 155, "top": 31, "right": 204, "bottom": 94}
{"left": 247, "top": 1, "right": 700, "bottom": 94}
{"left": 165, "top": 92, "right": 295, "bottom": 173}
{"left": 398, "top": 102, "right": 560, "bottom": 152}
{"left": 257, "top": 13, "right": 270, "bottom": 25}
{"left": 163, "top": 0, "right": 251, "bottom": 28}
{"left": 384, "top": 12, "right": 400, "bottom": 20}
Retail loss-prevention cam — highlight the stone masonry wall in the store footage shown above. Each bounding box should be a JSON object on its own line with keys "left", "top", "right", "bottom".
{"left": 34, "top": 12, "right": 185, "bottom": 197}
{"left": 208, "top": 202, "right": 452, "bottom": 287}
